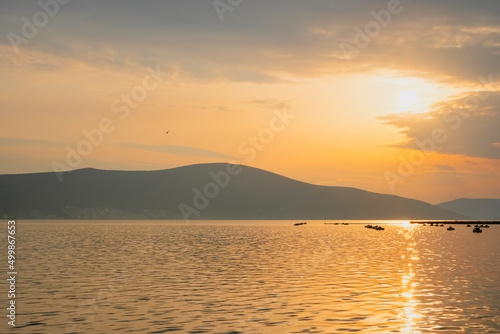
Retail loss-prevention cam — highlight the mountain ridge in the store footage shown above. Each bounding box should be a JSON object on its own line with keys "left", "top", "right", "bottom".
{"left": 437, "top": 198, "right": 500, "bottom": 220}
{"left": 0, "top": 163, "right": 468, "bottom": 220}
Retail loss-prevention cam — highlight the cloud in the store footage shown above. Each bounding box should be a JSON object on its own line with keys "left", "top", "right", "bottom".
{"left": 247, "top": 99, "right": 292, "bottom": 111}
{"left": 198, "top": 105, "right": 232, "bottom": 112}
{"left": 2, "top": 1, "right": 500, "bottom": 83}
{"left": 380, "top": 91, "right": 500, "bottom": 160}
{"left": 435, "top": 164, "right": 456, "bottom": 171}
{"left": 117, "top": 143, "right": 237, "bottom": 160}
{"left": 0, "top": 137, "right": 62, "bottom": 148}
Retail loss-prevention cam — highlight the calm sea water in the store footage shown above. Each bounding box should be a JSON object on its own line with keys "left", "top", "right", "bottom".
{"left": 2, "top": 220, "right": 500, "bottom": 333}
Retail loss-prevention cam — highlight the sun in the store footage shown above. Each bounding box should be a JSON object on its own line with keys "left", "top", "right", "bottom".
{"left": 397, "top": 90, "right": 418, "bottom": 109}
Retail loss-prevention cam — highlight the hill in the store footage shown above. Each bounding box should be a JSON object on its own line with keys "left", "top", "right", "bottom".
{"left": 0, "top": 163, "right": 467, "bottom": 220}
{"left": 437, "top": 198, "right": 500, "bottom": 220}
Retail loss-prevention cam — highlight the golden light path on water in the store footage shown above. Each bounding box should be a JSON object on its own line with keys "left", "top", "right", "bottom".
{"left": 399, "top": 221, "right": 423, "bottom": 333}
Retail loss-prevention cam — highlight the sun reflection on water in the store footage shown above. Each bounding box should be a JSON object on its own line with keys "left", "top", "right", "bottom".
{"left": 398, "top": 222, "right": 423, "bottom": 333}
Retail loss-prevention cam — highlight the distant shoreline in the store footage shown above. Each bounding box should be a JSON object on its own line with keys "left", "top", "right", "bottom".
{"left": 410, "top": 220, "right": 500, "bottom": 225}
{"left": 6, "top": 219, "right": 500, "bottom": 224}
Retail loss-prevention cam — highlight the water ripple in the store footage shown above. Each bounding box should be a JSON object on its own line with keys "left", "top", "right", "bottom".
{"left": 1, "top": 221, "right": 499, "bottom": 333}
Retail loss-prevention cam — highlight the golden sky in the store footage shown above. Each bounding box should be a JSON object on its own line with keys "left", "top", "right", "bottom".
{"left": 1, "top": 0, "right": 499, "bottom": 203}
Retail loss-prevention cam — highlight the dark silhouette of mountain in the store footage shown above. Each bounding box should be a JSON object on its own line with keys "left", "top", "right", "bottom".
{"left": 0, "top": 163, "right": 467, "bottom": 220}
{"left": 437, "top": 198, "right": 500, "bottom": 220}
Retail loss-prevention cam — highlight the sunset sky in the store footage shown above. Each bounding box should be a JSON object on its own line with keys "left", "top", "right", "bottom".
{"left": 1, "top": 0, "right": 499, "bottom": 203}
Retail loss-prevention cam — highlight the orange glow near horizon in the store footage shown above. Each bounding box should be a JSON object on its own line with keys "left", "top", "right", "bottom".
{"left": 0, "top": 34, "right": 498, "bottom": 204}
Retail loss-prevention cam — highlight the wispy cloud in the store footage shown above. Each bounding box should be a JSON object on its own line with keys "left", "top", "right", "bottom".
{"left": 0, "top": 137, "right": 62, "bottom": 148}
{"left": 247, "top": 99, "right": 292, "bottom": 111}
{"left": 198, "top": 105, "right": 232, "bottom": 112}
{"left": 435, "top": 164, "right": 456, "bottom": 171}
{"left": 117, "top": 143, "right": 237, "bottom": 160}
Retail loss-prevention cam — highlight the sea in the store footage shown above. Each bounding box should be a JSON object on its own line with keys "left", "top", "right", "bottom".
{"left": 1, "top": 220, "right": 500, "bottom": 334}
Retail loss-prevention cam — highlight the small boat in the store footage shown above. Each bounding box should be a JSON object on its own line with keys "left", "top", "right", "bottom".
{"left": 473, "top": 227, "right": 482, "bottom": 233}
{"left": 365, "top": 224, "right": 384, "bottom": 230}
{"left": 447, "top": 226, "right": 455, "bottom": 231}
{"left": 467, "top": 224, "right": 471, "bottom": 227}
{"left": 294, "top": 222, "right": 307, "bottom": 226}
{"left": 484, "top": 225, "right": 490, "bottom": 228}
{"left": 440, "top": 224, "right": 444, "bottom": 227}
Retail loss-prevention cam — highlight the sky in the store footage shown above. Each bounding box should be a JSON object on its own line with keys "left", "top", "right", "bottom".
{"left": 1, "top": 0, "right": 499, "bottom": 204}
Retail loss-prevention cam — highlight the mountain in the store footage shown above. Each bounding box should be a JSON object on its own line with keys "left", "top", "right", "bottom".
{"left": 437, "top": 198, "right": 500, "bottom": 220}
{"left": 0, "top": 163, "right": 467, "bottom": 220}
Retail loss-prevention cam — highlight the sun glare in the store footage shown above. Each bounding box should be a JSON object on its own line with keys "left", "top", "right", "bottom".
{"left": 397, "top": 90, "right": 418, "bottom": 109}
